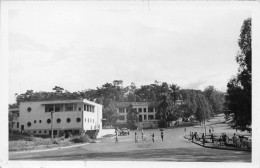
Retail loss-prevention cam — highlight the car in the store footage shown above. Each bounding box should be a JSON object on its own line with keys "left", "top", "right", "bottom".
{"left": 119, "top": 128, "right": 129, "bottom": 136}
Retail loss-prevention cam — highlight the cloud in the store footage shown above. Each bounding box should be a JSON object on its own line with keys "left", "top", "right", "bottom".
{"left": 183, "top": 80, "right": 207, "bottom": 90}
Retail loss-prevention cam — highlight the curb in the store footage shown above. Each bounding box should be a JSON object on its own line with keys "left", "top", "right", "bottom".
{"left": 183, "top": 136, "right": 251, "bottom": 152}
{"left": 9, "top": 143, "right": 90, "bottom": 154}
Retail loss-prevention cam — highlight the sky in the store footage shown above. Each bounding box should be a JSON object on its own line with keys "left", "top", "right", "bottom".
{"left": 7, "top": 2, "right": 251, "bottom": 104}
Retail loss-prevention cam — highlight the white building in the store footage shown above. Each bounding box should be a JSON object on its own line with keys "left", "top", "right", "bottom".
{"left": 9, "top": 99, "right": 103, "bottom": 137}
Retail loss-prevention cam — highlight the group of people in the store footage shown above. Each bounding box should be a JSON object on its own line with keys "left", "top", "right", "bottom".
{"left": 115, "top": 128, "right": 165, "bottom": 143}
{"left": 134, "top": 129, "right": 164, "bottom": 143}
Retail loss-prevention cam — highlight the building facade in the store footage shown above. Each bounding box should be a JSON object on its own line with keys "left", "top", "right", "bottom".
{"left": 115, "top": 100, "right": 183, "bottom": 128}
{"left": 9, "top": 99, "right": 103, "bottom": 136}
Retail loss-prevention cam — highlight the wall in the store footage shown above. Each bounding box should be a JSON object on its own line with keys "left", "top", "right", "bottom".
{"left": 19, "top": 101, "right": 84, "bottom": 134}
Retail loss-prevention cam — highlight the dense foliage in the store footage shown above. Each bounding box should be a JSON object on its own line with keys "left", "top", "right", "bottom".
{"left": 11, "top": 80, "right": 224, "bottom": 127}
{"left": 126, "top": 107, "right": 139, "bottom": 129}
{"left": 225, "top": 18, "right": 252, "bottom": 131}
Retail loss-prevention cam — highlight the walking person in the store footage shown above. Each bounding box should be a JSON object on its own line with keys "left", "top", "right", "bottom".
{"left": 202, "top": 133, "right": 205, "bottom": 146}
{"left": 184, "top": 128, "right": 186, "bottom": 132}
{"left": 152, "top": 133, "right": 155, "bottom": 142}
{"left": 115, "top": 131, "right": 119, "bottom": 143}
{"left": 161, "top": 131, "right": 164, "bottom": 141}
{"left": 211, "top": 133, "right": 214, "bottom": 143}
{"left": 135, "top": 132, "right": 138, "bottom": 143}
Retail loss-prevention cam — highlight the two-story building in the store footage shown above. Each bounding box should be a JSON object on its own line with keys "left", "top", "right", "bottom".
{"left": 9, "top": 99, "right": 103, "bottom": 137}
{"left": 115, "top": 100, "right": 183, "bottom": 128}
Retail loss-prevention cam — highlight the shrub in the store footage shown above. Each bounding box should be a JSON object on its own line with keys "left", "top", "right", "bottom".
{"left": 70, "top": 135, "right": 91, "bottom": 143}
{"left": 25, "top": 135, "right": 35, "bottom": 141}
{"left": 52, "top": 139, "right": 60, "bottom": 144}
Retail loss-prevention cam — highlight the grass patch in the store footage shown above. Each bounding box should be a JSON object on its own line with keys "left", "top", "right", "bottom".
{"left": 9, "top": 133, "right": 83, "bottom": 152}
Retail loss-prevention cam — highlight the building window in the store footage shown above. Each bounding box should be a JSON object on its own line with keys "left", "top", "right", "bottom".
{"left": 78, "top": 107, "right": 81, "bottom": 111}
{"left": 148, "top": 107, "right": 153, "bottom": 112}
{"left": 155, "top": 108, "right": 157, "bottom": 112}
{"left": 138, "top": 108, "right": 142, "bottom": 113}
{"left": 39, "top": 120, "right": 41, "bottom": 123}
{"left": 118, "top": 116, "right": 124, "bottom": 121}
{"left": 44, "top": 130, "right": 47, "bottom": 133}
{"left": 143, "top": 108, "right": 146, "bottom": 112}
{"left": 139, "top": 115, "right": 142, "bottom": 122}
{"left": 87, "top": 105, "right": 89, "bottom": 111}
{"left": 17, "top": 122, "right": 19, "bottom": 128}
{"left": 88, "top": 118, "right": 89, "bottom": 123}
{"left": 57, "top": 118, "right": 61, "bottom": 123}
{"left": 55, "top": 104, "right": 62, "bottom": 112}
{"left": 67, "top": 118, "right": 71, "bottom": 123}
{"left": 27, "top": 107, "right": 32, "bottom": 112}
{"left": 148, "top": 115, "right": 154, "bottom": 120}
{"left": 65, "top": 104, "right": 74, "bottom": 111}
{"left": 84, "top": 105, "right": 86, "bottom": 111}
{"left": 27, "top": 122, "right": 31, "bottom": 127}
{"left": 144, "top": 115, "right": 147, "bottom": 120}
{"left": 85, "top": 118, "right": 86, "bottom": 122}
{"left": 119, "top": 108, "right": 124, "bottom": 113}
{"left": 45, "top": 105, "right": 54, "bottom": 112}
{"left": 89, "top": 105, "right": 94, "bottom": 112}
{"left": 76, "top": 118, "right": 81, "bottom": 122}
{"left": 47, "top": 119, "right": 51, "bottom": 124}
{"left": 34, "top": 120, "right": 36, "bottom": 123}
{"left": 39, "top": 131, "right": 41, "bottom": 134}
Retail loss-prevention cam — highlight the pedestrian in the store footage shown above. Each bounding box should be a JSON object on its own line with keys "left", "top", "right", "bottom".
{"left": 202, "top": 133, "right": 205, "bottom": 146}
{"left": 115, "top": 131, "right": 118, "bottom": 143}
{"left": 209, "top": 128, "right": 211, "bottom": 134}
{"left": 135, "top": 132, "right": 138, "bottom": 143}
{"left": 232, "top": 133, "right": 236, "bottom": 146}
{"left": 152, "top": 133, "right": 155, "bottom": 142}
{"left": 161, "top": 131, "right": 164, "bottom": 141}
{"left": 211, "top": 133, "right": 214, "bottom": 143}
{"left": 142, "top": 132, "right": 144, "bottom": 141}
{"left": 184, "top": 128, "right": 186, "bottom": 132}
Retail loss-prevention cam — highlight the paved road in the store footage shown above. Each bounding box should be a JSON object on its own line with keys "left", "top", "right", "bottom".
{"left": 9, "top": 127, "right": 251, "bottom": 161}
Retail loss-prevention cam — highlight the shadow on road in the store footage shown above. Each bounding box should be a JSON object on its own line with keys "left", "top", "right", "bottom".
{"left": 12, "top": 147, "right": 251, "bottom": 162}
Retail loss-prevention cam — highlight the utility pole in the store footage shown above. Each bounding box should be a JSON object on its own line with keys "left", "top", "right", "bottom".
{"left": 51, "top": 111, "right": 54, "bottom": 140}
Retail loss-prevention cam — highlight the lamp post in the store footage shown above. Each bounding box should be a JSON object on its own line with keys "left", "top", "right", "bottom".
{"left": 51, "top": 111, "right": 54, "bottom": 140}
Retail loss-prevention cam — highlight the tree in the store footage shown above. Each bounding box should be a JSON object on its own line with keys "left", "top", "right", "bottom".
{"left": 226, "top": 18, "right": 251, "bottom": 131}
{"left": 52, "top": 86, "right": 64, "bottom": 93}
{"left": 156, "top": 95, "right": 169, "bottom": 127}
{"left": 169, "top": 84, "right": 181, "bottom": 106}
{"left": 180, "top": 89, "right": 212, "bottom": 124}
{"left": 102, "top": 101, "right": 119, "bottom": 126}
{"left": 126, "top": 107, "right": 138, "bottom": 129}
{"left": 203, "top": 86, "right": 225, "bottom": 116}
{"left": 9, "top": 112, "right": 15, "bottom": 133}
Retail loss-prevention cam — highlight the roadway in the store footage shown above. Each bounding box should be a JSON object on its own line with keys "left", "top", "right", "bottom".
{"left": 9, "top": 127, "right": 251, "bottom": 161}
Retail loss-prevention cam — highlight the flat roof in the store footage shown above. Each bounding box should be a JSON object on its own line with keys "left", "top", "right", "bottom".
{"left": 20, "top": 99, "right": 102, "bottom": 106}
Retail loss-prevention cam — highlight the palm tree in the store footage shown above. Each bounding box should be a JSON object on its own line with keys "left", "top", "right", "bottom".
{"left": 169, "top": 84, "right": 181, "bottom": 106}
